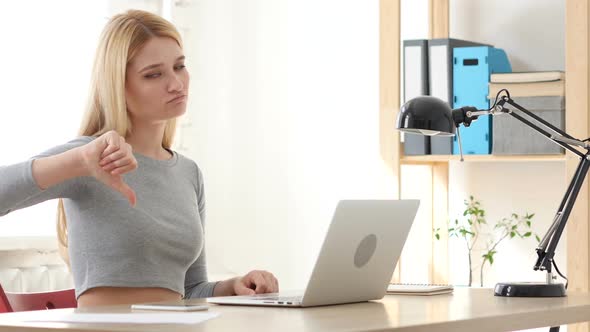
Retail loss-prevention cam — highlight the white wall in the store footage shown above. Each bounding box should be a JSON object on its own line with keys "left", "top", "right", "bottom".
{"left": 177, "top": 0, "right": 394, "bottom": 290}
{"left": 450, "top": 0, "right": 565, "bottom": 72}
{"left": 0, "top": 0, "right": 564, "bottom": 297}
{"left": 0, "top": 1, "right": 108, "bottom": 237}
{"left": 179, "top": 0, "right": 567, "bottom": 291}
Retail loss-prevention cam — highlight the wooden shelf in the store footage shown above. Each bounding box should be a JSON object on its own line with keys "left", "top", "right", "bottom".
{"left": 381, "top": 0, "right": 590, "bottom": 306}
{"left": 401, "top": 154, "right": 566, "bottom": 164}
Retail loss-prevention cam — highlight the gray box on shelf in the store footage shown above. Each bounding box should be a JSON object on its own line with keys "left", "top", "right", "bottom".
{"left": 431, "top": 136, "right": 452, "bottom": 155}
{"left": 492, "top": 96, "right": 565, "bottom": 155}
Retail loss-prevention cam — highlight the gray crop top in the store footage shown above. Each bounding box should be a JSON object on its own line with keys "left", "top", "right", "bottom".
{"left": 0, "top": 136, "right": 218, "bottom": 299}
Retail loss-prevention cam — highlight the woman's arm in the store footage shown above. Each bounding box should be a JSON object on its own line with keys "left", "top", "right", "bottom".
{"left": 0, "top": 137, "right": 94, "bottom": 216}
{"left": 32, "top": 146, "right": 88, "bottom": 190}
{"left": 0, "top": 131, "right": 137, "bottom": 217}
{"left": 184, "top": 246, "right": 220, "bottom": 298}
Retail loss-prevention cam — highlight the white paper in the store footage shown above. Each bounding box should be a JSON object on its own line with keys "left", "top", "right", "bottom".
{"left": 8, "top": 311, "right": 219, "bottom": 325}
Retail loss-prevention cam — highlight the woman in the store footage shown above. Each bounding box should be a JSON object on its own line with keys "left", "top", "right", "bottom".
{"left": 0, "top": 9, "right": 278, "bottom": 307}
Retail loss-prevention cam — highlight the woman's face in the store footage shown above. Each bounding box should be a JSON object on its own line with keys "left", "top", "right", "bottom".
{"left": 125, "top": 36, "right": 189, "bottom": 124}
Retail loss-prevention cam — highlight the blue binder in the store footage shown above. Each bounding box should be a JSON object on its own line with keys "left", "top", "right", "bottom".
{"left": 452, "top": 47, "right": 511, "bottom": 155}
{"left": 427, "top": 39, "right": 490, "bottom": 155}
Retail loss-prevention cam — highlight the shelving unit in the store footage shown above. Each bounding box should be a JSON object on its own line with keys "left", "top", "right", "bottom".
{"left": 401, "top": 154, "right": 566, "bottom": 164}
{"left": 380, "top": 3, "right": 590, "bottom": 329}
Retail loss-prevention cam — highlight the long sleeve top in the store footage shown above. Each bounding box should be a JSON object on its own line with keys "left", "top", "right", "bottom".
{"left": 0, "top": 136, "right": 217, "bottom": 299}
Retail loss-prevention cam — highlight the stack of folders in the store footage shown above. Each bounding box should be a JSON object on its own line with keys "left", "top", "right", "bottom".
{"left": 489, "top": 71, "right": 565, "bottom": 98}
{"left": 387, "top": 283, "right": 454, "bottom": 296}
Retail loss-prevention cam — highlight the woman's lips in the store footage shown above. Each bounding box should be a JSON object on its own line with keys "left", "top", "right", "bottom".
{"left": 167, "top": 95, "right": 187, "bottom": 104}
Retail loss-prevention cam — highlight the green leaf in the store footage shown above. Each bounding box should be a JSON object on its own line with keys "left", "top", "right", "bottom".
{"left": 435, "top": 233, "right": 440, "bottom": 240}
{"left": 527, "top": 221, "right": 531, "bottom": 227}
{"left": 510, "top": 232, "right": 516, "bottom": 238}
{"left": 482, "top": 252, "right": 495, "bottom": 265}
{"left": 535, "top": 235, "right": 541, "bottom": 242}
{"left": 524, "top": 232, "right": 532, "bottom": 237}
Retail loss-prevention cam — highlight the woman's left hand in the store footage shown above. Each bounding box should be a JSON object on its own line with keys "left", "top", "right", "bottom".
{"left": 233, "top": 270, "right": 279, "bottom": 295}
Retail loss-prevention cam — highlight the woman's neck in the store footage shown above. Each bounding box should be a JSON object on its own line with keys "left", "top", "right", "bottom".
{"left": 125, "top": 122, "right": 171, "bottom": 160}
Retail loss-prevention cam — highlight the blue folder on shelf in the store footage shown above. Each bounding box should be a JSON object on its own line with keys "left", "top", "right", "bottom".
{"left": 427, "top": 39, "right": 490, "bottom": 154}
{"left": 452, "top": 46, "right": 512, "bottom": 155}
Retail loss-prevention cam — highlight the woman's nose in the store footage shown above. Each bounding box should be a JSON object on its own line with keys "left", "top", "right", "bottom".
{"left": 168, "top": 73, "right": 184, "bottom": 92}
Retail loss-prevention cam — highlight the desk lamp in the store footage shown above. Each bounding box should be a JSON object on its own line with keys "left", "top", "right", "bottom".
{"left": 397, "top": 90, "right": 587, "bottom": 297}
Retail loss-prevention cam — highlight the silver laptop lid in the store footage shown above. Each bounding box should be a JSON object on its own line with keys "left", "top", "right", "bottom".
{"left": 300, "top": 199, "right": 419, "bottom": 307}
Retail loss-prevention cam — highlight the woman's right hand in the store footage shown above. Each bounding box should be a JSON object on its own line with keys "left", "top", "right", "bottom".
{"left": 79, "top": 130, "right": 138, "bottom": 206}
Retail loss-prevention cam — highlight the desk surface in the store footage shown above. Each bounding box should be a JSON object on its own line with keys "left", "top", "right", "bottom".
{"left": 1, "top": 288, "right": 590, "bottom": 332}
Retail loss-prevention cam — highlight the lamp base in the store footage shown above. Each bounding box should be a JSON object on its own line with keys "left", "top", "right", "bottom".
{"left": 494, "top": 282, "right": 566, "bottom": 297}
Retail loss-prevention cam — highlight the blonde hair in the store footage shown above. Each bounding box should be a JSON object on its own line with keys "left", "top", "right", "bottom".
{"left": 57, "top": 10, "right": 183, "bottom": 262}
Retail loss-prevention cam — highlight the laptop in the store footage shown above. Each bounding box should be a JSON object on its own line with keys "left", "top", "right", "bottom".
{"left": 208, "top": 199, "right": 419, "bottom": 307}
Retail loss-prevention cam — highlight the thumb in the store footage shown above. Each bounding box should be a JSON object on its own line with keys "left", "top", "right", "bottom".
{"left": 109, "top": 175, "right": 137, "bottom": 207}
{"left": 234, "top": 280, "right": 255, "bottom": 296}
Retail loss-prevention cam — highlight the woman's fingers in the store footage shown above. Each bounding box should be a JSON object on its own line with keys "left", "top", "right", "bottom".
{"left": 100, "top": 142, "right": 132, "bottom": 163}
{"left": 100, "top": 143, "right": 135, "bottom": 174}
{"left": 108, "top": 176, "right": 137, "bottom": 207}
{"left": 100, "top": 142, "right": 120, "bottom": 159}
{"left": 90, "top": 131, "right": 138, "bottom": 206}
{"left": 110, "top": 161, "right": 138, "bottom": 175}
{"left": 251, "top": 273, "right": 269, "bottom": 294}
{"left": 102, "top": 157, "right": 132, "bottom": 172}
{"left": 99, "top": 149, "right": 126, "bottom": 167}
{"left": 235, "top": 270, "right": 280, "bottom": 295}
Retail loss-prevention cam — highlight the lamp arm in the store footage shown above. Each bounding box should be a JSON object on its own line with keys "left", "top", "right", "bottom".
{"left": 455, "top": 96, "right": 590, "bottom": 276}
{"left": 494, "top": 97, "right": 589, "bottom": 270}
{"left": 455, "top": 97, "right": 586, "bottom": 158}
{"left": 534, "top": 156, "right": 590, "bottom": 273}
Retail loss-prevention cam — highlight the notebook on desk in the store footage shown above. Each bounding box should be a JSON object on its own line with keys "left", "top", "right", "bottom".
{"left": 208, "top": 200, "right": 420, "bottom": 307}
{"left": 387, "top": 283, "right": 454, "bottom": 296}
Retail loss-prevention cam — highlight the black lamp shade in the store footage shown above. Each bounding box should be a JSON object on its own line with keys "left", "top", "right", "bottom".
{"left": 396, "top": 96, "right": 455, "bottom": 136}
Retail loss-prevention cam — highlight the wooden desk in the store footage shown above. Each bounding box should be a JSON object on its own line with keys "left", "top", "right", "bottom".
{"left": 1, "top": 288, "right": 590, "bottom": 332}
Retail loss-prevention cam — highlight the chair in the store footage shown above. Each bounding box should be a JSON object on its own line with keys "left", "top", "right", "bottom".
{"left": 1, "top": 285, "right": 77, "bottom": 312}
{"left": 0, "top": 285, "right": 13, "bottom": 313}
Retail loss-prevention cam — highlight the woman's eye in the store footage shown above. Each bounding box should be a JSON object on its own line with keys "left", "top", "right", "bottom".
{"left": 145, "top": 73, "right": 161, "bottom": 79}
{"left": 175, "top": 64, "right": 186, "bottom": 70}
